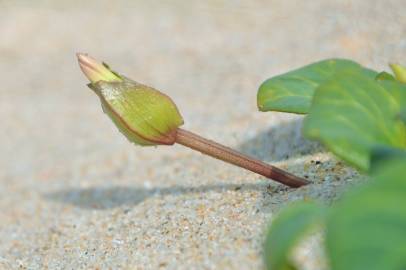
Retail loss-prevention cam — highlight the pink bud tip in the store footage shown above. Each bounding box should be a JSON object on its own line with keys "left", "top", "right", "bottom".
{"left": 77, "top": 53, "right": 121, "bottom": 83}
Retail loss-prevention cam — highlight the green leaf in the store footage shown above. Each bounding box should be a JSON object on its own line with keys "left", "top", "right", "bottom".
{"left": 264, "top": 202, "right": 326, "bottom": 270}
{"left": 400, "top": 108, "right": 406, "bottom": 125}
{"left": 370, "top": 146, "right": 406, "bottom": 171}
{"left": 375, "top": 71, "right": 396, "bottom": 82}
{"left": 378, "top": 79, "right": 406, "bottom": 127}
{"left": 378, "top": 80, "right": 406, "bottom": 109}
{"left": 257, "top": 59, "right": 378, "bottom": 114}
{"left": 303, "top": 70, "right": 406, "bottom": 170}
{"left": 326, "top": 157, "right": 406, "bottom": 270}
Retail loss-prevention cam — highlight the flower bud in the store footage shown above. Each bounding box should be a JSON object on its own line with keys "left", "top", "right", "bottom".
{"left": 390, "top": 63, "right": 406, "bottom": 83}
{"left": 77, "top": 53, "right": 184, "bottom": 146}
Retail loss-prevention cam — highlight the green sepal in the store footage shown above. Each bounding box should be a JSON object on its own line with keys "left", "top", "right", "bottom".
{"left": 89, "top": 77, "right": 184, "bottom": 146}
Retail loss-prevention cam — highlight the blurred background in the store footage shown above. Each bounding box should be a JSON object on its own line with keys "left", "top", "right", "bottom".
{"left": 0, "top": 1, "right": 405, "bottom": 269}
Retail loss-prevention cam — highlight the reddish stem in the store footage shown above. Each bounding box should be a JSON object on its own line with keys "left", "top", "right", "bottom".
{"left": 175, "top": 128, "right": 309, "bottom": 188}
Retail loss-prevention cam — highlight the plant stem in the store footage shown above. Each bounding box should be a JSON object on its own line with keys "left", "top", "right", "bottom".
{"left": 175, "top": 128, "right": 309, "bottom": 188}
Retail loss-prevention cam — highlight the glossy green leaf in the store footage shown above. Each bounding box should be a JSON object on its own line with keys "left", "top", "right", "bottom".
{"left": 370, "top": 147, "right": 406, "bottom": 171}
{"left": 378, "top": 80, "right": 406, "bottom": 109}
{"left": 378, "top": 79, "right": 406, "bottom": 130}
{"left": 400, "top": 108, "right": 406, "bottom": 125}
{"left": 303, "top": 70, "right": 406, "bottom": 170}
{"left": 264, "top": 202, "right": 326, "bottom": 270}
{"left": 257, "top": 59, "right": 378, "bottom": 114}
{"left": 326, "top": 157, "right": 406, "bottom": 270}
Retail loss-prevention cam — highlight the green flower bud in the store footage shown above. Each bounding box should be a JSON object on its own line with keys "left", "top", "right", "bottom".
{"left": 390, "top": 63, "right": 406, "bottom": 83}
{"left": 77, "top": 53, "right": 184, "bottom": 146}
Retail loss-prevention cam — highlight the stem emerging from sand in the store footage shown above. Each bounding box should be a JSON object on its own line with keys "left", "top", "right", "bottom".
{"left": 175, "top": 128, "right": 309, "bottom": 188}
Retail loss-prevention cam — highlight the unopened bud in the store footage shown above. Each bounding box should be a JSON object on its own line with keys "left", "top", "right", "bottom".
{"left": 77, "top": 53, "right": 184, "bottom": 146}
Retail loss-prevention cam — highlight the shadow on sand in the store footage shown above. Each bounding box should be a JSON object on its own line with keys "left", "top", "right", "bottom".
{"left": 237, "top": 118, "right": 322, "bottom": 162}
{"left": 45, "top": 118, "right": 324, "bottom": 210}
{"left": 45, "top": 182, "right": 269, "bottom": 210}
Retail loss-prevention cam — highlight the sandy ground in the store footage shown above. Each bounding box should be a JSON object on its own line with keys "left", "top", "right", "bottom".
{"left": 0, "top": 1, "right": 405, "bottom": 269}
